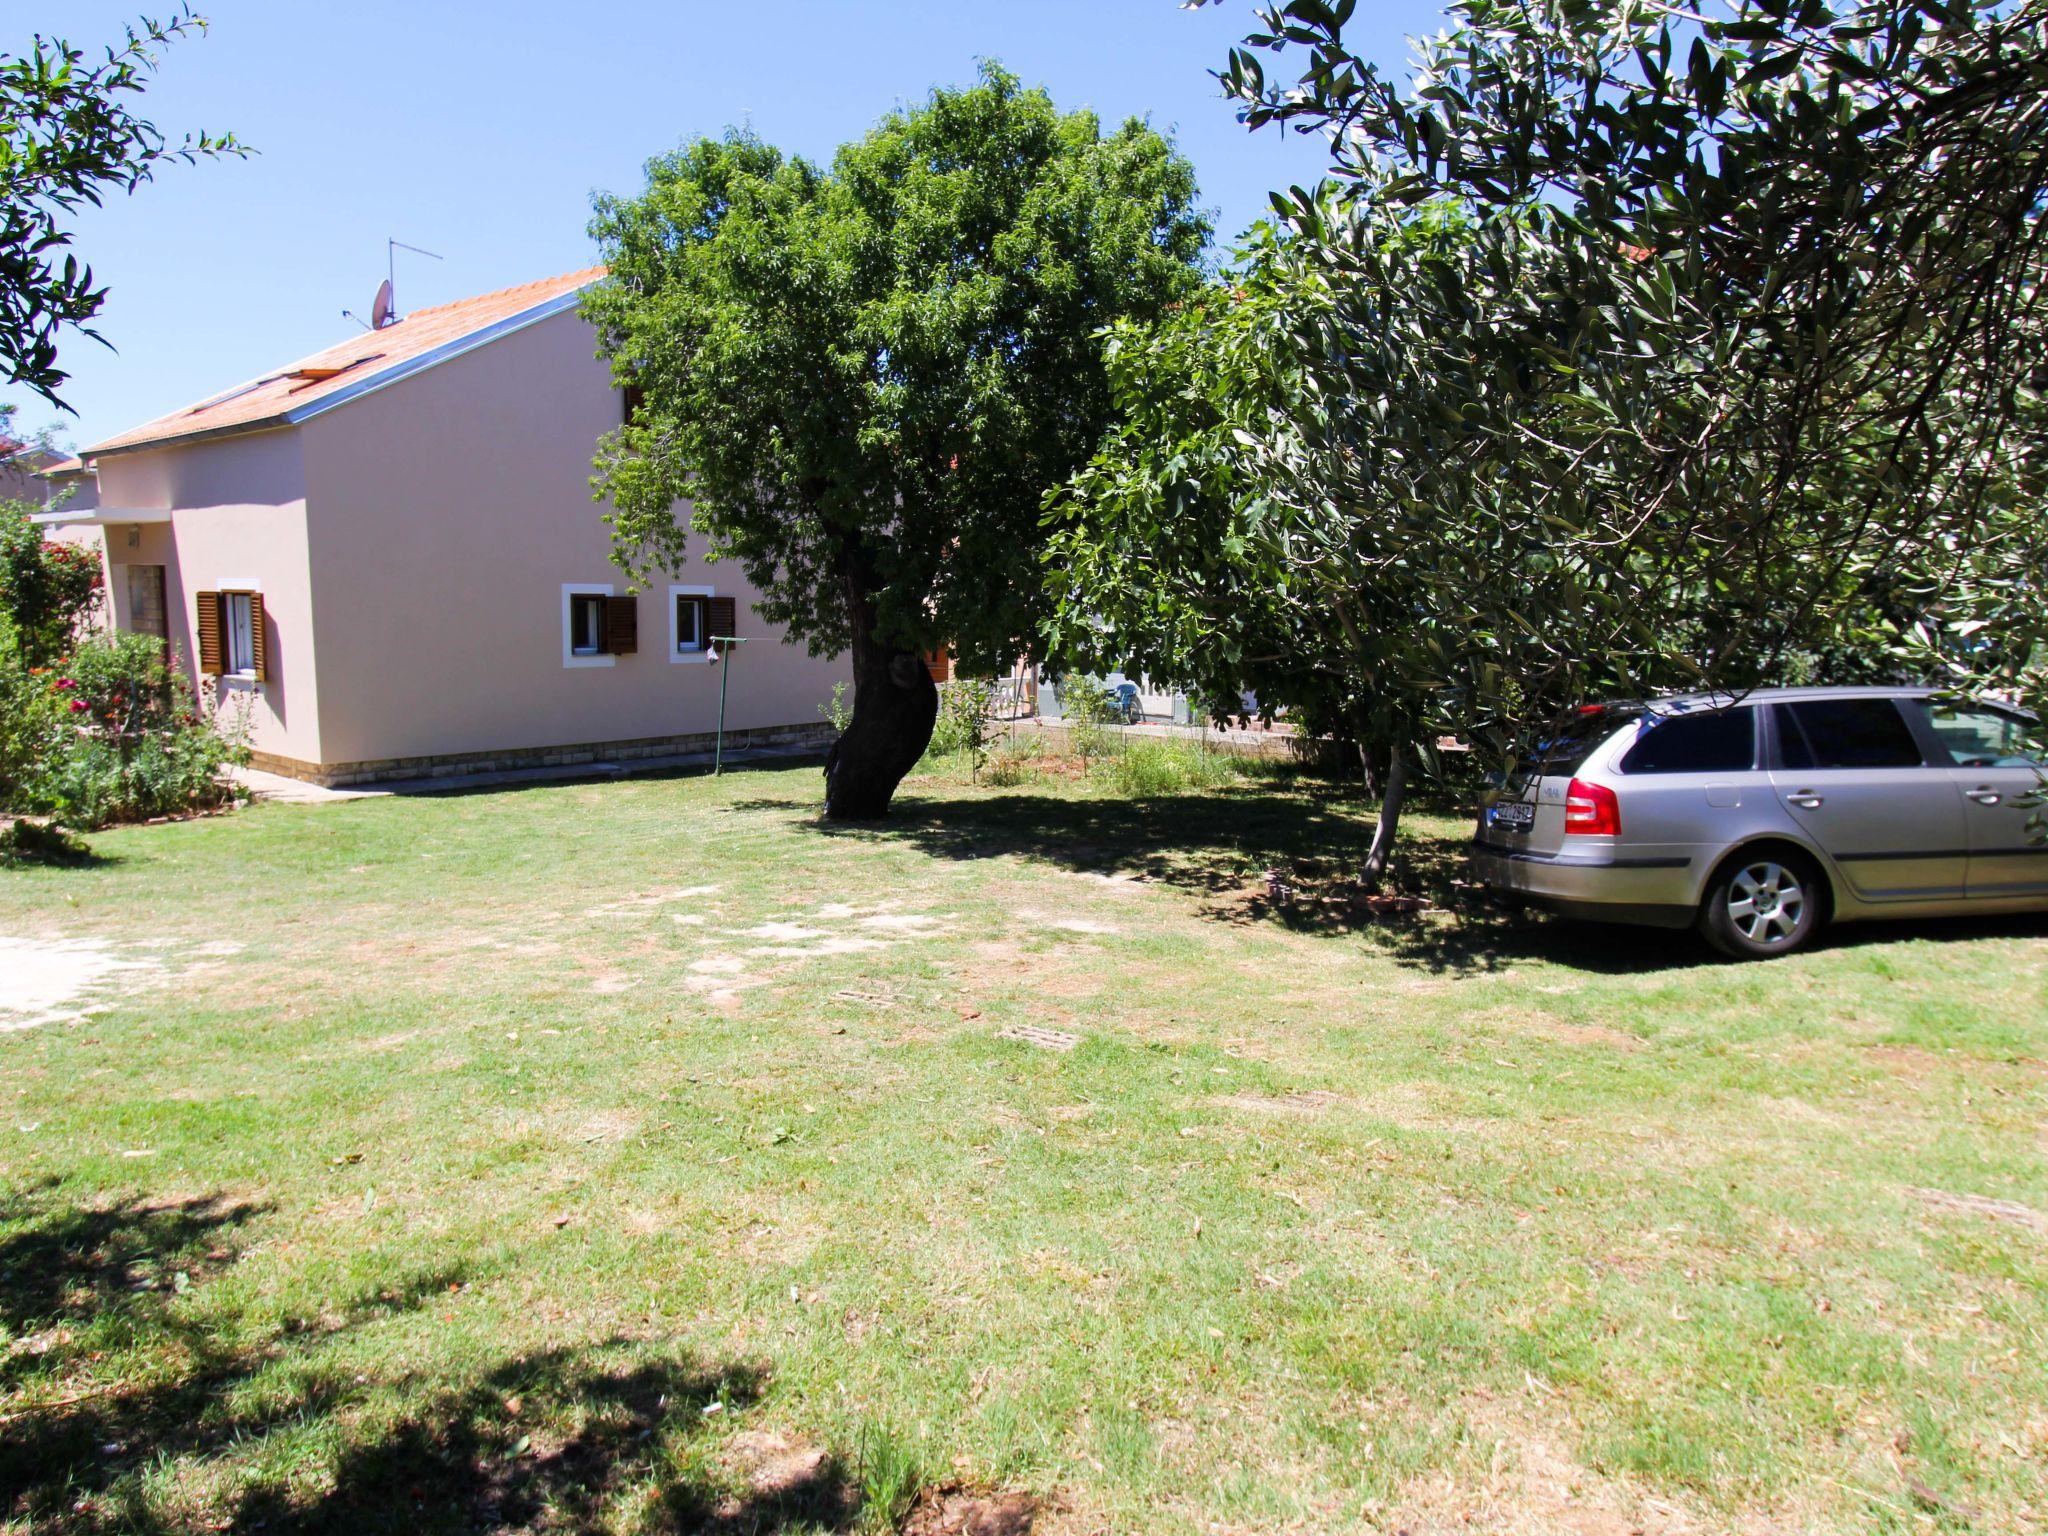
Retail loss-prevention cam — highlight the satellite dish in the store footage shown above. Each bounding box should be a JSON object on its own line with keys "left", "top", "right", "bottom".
{"left": 369, "top": 278, "right": 395, "bottom": 330}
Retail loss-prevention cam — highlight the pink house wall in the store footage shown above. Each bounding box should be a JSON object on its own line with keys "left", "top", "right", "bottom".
{"left": 301, "top": 304, "right": 851, "bottom": 767}
{"left": 81, "top": 300, "right": 847, "bottom": 778}
{"left": 92, "top": 432, "right": 324, "bottom": 764}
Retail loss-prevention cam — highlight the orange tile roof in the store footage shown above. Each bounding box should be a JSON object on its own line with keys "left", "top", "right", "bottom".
{"left": 87, "top": 266, "right": 606, "bottom": 457}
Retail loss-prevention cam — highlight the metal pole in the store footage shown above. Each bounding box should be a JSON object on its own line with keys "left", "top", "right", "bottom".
{"left": 710, "top": 637, "right": 748, "bottom": 775}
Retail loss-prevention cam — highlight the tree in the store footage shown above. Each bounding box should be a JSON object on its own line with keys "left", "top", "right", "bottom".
{"left": 2, "top": 7, "right": 244, "bottom": 409}
{"left": 1052, "top": 0, "right": 2048, "bottom": 880}
{"left": 585, "top": 63, "right": 1208, "bottom": 818}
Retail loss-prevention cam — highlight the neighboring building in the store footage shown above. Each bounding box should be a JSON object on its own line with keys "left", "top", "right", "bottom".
{"left": 34, "top": 269, "right": 846, "bottom": 785}
{"left": 1, "top": 440, "right": 72, "bottom": 505}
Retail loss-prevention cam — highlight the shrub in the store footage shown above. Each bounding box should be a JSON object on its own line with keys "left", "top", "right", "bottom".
{"left": 1099, "top": 738, "right": 1242, "bottom": 798}
{"left": 1, "top": 498, "right": 102, "bottom": 665}
{"left": 925, "top": 676, "right": 999, "bottom": 780}
{"left": 819, "top": 680, "right": 853, "bottom": 734}
{"left": 0, "top": 623, "right": 249, "bottom": 828}
{"left": 1059, "top": 676, "right": 1118, "bottom": 773}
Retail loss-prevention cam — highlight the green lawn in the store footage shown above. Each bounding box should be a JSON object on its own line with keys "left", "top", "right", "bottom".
{"left": 2, "top": 755, "right": 2045, "bottom": 1534}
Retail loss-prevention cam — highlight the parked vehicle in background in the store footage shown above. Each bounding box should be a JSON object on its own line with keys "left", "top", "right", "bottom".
{"left": 1471, "top": 687, "right": 2045, "bottom": 958}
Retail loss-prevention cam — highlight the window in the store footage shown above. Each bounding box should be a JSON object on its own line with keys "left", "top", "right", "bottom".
{"left": 570, "top": 594, "right": 606, "bottom": 656}
{"left": 1618, "top": 706, "right": 1755, "bottom": 774}
{"left": 562, "top": 583, "right": 618, "bottom": 668}
{"left": 225, "top": 592, "right": 256, "bottom": 673}
{"left": 668, "top": 584, "right": 719, "bottom": 663}
{"left": 1776, "top": 699, "right": 1925, "bottom": 770}
{"left": 1921, "top": 702, "right": 2039, "bottom": 768}
{"left": 1520, "top": 705, "right": 1644, "bottom": 777}
{"left": 675, "top": 594, "right": 706, "bottom": 654}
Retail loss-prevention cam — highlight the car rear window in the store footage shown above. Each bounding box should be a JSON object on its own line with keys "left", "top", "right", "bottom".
{"left": 1618, "top": 707, "right": 1756, "bottom": 774}
{"left": 1776, "top": 699, "right": 1926, "bottom": 770}
{"left": 1521, "top": 706, "right": 1642, "bottom": 777}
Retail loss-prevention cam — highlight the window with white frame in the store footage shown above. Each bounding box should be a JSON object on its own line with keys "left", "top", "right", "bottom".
{"left": 668, "top": 584, "right": 713, "bottom": 663}
{"left": 561, "top": 582, "right": 617, "bottom": 668}
{"left": 224, "top": 592, "right": 257, "bottom": 674}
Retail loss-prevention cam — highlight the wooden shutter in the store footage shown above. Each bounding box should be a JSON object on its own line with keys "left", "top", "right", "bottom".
{"left": 707, "top": 595, "right": 737, "bottom": 643}
{"left": 604, "top": 593, "right": 638, "bottom": 656}
{"left": 246, "top": 592, "right": 269, "bottom": 681}
{"left": 195, "top": 591, "right": 224, "bottom": 676}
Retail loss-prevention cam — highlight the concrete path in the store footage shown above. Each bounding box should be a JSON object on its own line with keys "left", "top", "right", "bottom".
{"left": 234, "top": 740, "right": 825, "bottom": 806}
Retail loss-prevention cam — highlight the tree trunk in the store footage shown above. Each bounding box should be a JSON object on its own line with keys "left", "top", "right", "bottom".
{"left": 822, "top": 573, "right": 938, "bottom": 820}
{"left": 1360, "top": 750, "right": 1408, "bottom": 888}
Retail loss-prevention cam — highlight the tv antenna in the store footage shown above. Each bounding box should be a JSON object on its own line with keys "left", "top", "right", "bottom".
{"left": 341, "top": 239, "right": 443, "bottom": 331}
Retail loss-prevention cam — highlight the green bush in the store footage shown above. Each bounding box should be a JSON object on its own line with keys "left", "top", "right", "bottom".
{"left": 1, "top": 498, "right": 103, "bottom": 665}
{"left": 1099, "top": 737, "right": 1242, "bottom": 797}
{"left": 923, "top": 676, "right": 999, "bottom": 779}
{"left": 0, "top": 623, "right": 249, "bottom": 829}
{"left": 1058, "top": 676, "right": 1118, "bottom": 772}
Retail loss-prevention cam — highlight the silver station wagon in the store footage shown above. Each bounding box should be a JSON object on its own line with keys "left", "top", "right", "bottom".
{"left": 1471, "top": 686, "right": 2046, "bottom": 958}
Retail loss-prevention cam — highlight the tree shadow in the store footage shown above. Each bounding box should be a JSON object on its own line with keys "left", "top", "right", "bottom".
{"left": 392, "top": 751, "right": 829, "bottom": 803}
{"left": 779, "top": 783, "right": 1706, "bottom": 975}
{"left": 0, "top": 1183, "right": 862, "bottom": 1534}
{"left": 786, "top": 784, "right": 2046, "bottom": 977}
{"left": 0, "top": 818, "right": 116, "bottom": 869}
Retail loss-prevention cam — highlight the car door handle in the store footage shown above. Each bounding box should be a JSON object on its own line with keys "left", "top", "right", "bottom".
{"left": 1965, "top": 786, "right": 2003, "bottom": 805}
{"left": 1784, "top": 792, "right": 1824, "bottom": 810}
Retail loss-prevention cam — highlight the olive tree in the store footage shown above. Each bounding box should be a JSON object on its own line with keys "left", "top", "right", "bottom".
{"left": 1053, "top": 0, "right": 2048, "bottom": 880}
{"left": 3, "top": 7, "right": 242, "bottom": 409}
{"left": 585, "top": 64, "right": 1207, "bottom": 818}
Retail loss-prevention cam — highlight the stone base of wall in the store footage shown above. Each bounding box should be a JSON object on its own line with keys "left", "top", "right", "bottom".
{"left": 248, "top": 721, "right": 837, "bottom": 788}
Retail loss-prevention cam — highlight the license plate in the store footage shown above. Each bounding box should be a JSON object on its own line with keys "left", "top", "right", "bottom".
{"left": 1487, "top": 801, "right": 1534, "bottom": 833}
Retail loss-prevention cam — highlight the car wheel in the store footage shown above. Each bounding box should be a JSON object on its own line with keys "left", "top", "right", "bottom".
{"left": 1698, "top": 850, "right": 1824, "bottom": 959}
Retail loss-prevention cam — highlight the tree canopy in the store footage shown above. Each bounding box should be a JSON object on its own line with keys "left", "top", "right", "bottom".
{"left": 2, "top": 7, "right": 242, "bottom": 409}
{"left": 1051, "top": 0, "right": 2048, "bottom": 875}
{"left": 586, "top": 63, "right": 1208, "bottom": 816}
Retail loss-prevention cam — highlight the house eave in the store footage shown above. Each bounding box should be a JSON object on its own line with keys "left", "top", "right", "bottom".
{"left": 83, "top": 284, "right": 597, "bottom": 460}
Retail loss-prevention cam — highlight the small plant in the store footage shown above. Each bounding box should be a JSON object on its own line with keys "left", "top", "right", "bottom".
{"left": 983, "top": 742, "right": 1040, "bottom": 788}
{"left": 852, "top": 1419, "right": 924, "bottom": 1531}
{"left": 925, "top": 676, "right": 1000, "bottom": 781}
{"left": 1060, "top": 676, "right": 1118, "bottom": 776}
{"left": 820, "top": 680, "right": 853, "bottom": 734}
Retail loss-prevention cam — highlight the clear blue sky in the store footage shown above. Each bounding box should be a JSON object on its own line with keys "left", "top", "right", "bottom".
{"left": 12, "top": 1, "right": 1448, "bottom": 451}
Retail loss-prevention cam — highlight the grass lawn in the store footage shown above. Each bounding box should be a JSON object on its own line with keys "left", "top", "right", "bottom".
{"left": 2, "top": 751, "right": 2045, "bottom": 1534}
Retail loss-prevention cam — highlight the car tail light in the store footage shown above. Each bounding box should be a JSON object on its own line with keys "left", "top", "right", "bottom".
{"left": 1563, "top": 777, "right": 1620, "bottom": 836}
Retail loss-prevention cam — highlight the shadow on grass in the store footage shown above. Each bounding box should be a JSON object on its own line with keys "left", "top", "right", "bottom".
{"left": 0, "top": 818, "right": 116, "bottom": 870}
{"left": 0, "top": 1184, "right": 857, "bottom": 1534}
{"left": 755, "top": 781, "right": 2048, "bottom": 977}
{"left": 392, "top": 751, "right": 830, "bottom": 803}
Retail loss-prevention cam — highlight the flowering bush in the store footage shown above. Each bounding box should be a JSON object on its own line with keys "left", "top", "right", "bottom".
{"left": 1, "top": 497, "right": 102, "bottom": 665}
{"left": 0, "top": 619, "right": 249, "bottom": 828}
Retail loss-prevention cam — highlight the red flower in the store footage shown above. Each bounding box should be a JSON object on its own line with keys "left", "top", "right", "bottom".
{"left": 68, "top": 698, "right": 89, "bottom": 713}
{"left": 53, "top": 677, "right": 77, "bottom": 690}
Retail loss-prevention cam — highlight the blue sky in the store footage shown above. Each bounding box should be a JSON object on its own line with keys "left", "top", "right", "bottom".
{"left": 13, "top": 1, "right": 1449, "bottom": 451}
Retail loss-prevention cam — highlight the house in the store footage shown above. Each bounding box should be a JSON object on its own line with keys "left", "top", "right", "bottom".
{"left": 34, "top": 269, "right": 846, "bottom": 785}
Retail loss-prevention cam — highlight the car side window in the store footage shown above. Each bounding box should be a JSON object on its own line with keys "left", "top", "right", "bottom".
{"left": 1920, "top": 703, "right": 2039, "bottom": 769}
{"left": 1775, "top": 699, "right": 1925, "bottom": 770}
{"left": 1618, "top": 707, "right": 1755, "bottom": 774}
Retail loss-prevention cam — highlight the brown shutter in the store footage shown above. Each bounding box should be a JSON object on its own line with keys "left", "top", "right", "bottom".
{"left": 247, "top": 592, "right": 269, "bottom": 681}
{"left": 707, "top": 596, "right": 737, "bottom": 643}
{"left": 604, "top": 593, "right": 638, "bottom": 656}
{"left": 195, "top": 591, "right": 224, "bottom": 676}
